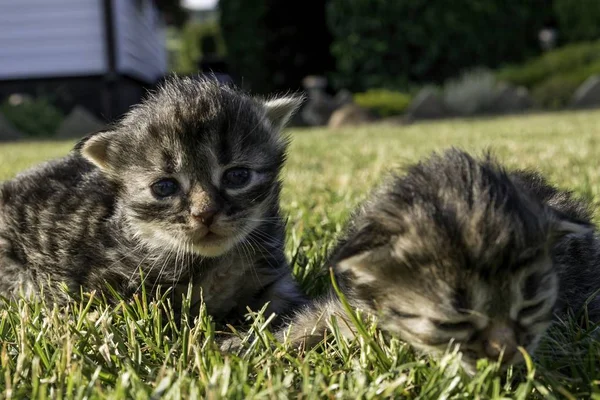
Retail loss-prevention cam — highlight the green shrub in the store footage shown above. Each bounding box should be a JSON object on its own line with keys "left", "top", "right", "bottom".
{"left": 326, "top": 0, "right": 550, "bottom": 92}
{"left": 174, "top": 20, "right": 226, "bottom": 75}
{"left": 353, "top": 89, "right": 412, "bottom": 117}
{"left": 530, "top": 60, "right": 600, "bottom": 109}
{"left": 531, "top": 75, "right": 581, "bottom": 109}
{"left": 497, "top": 41, "right": 600, "bottom": 109}
{"left": 0, "top": 96, "right": 64, "bottom": 137}
{"left": 219, "top": 0, "right": 334, "bottom": 94}
{"left": 554, "top": 0, "right": 600, "bottom": 43}
{"left": 497, "top": 41, "right": 600, "bottom": 88}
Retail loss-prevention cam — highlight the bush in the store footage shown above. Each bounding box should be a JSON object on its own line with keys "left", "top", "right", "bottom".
{"left": 531, "top": 75, "right": 581, "bottom": 109}
{"left": 219, "top": 0, "right": 268, "bottom": 92}
{"left": 554, "top": 0, "right": 600, "bottom": 43}
{"left": 0, "top": 96, "right": 64, "bottom": 137}
{"left": 353, "top": 89, "right": 412, "bottom": 117}
{"left": 496, "top": 41, "right": 600, "bottom": 109}
{"left": 326, "top": 0, "right": 551, "bottom": 92}
{"left": 174, "top": 20, "right": 226, "bottom": 75}
{"left": 219, "top": 0, "right": 334, "bottom": 94}
{"left": 497, "top": 41, "right": 600, "bottom": 88}
{"left": 530, "top": 60, "right": 600, "bottom": 109}
{"left": 443, "top": 69, "right": 498, "bottom": 115}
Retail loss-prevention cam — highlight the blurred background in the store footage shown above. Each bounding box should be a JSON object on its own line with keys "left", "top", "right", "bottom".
{"left": 1, "top": 0, "right": 600, "bottom": 139}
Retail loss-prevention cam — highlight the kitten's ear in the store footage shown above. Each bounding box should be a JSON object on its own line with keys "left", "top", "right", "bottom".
{"left": 263, "top": 95, "right": 304, "bottom": 131}
{"left": 335, "top": 246, "right": 392, "bottom": 285}
{"left": 76, "top": 130, "right": 119, "bottom": 171}
{"left": 551, "top": 219, "right": 594, "bottom": 240}
{"left": 549, "top": 212, "right": 595, "bottom": 244}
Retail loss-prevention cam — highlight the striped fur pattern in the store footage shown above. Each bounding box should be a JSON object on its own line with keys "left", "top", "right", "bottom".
{"left": 271, "top": 149, "right": 600, "bottom": 374}
{"left": 0, "top": 77, "right": 305, "bottom": 322}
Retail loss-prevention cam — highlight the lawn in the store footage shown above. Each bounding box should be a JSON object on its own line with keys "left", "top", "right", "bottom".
{"left": 1, "top": 110, "right": 600, "bottom": 399}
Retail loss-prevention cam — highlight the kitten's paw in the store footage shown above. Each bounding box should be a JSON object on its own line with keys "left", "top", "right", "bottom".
{"left": 218, "top": 335, "right": 246, "bottom": 353}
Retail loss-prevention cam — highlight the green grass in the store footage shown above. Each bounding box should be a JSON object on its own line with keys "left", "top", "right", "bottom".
{"left": 2, "top": 110, "right": 600, "bottom": 398}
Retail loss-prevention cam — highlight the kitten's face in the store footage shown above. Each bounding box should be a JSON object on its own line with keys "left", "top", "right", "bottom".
{"left": 79, "top": 78, "right": 302, "bottom": 257}
{"left": 333, "top": 150, "right": 587, "bottom": 374}
{"left": 338, "top": 240, "right": 559, "bottom": 374}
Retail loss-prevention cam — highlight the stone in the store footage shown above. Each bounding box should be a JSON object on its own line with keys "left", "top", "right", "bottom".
{"left": 405, "top": 88, "right": 448, "bottom": 120}
{"left": 302, "top": 75, "right": 328, "bottom": 91}
{"left": 0, "top": 113, "right": 24, "bottom": 141}
{"left": 571, "top": 75, "right": 600, "bottom": 109}
{"left": 300, "top": 75, "right": 338, "bottom": 126}
{"left": 489, "top": 84, "right": 533, "bottom": 114}
{"left": 301, "top": 92, "right": 338, "bottom": 126}
{"left": 333, "top": 89, "right": 354, "bottom": 107}
{"left": 328, "top": 104, "right": 377, "bottom": 129}
{"left": 56, "top": 106, "right": 105, "bottom": 138}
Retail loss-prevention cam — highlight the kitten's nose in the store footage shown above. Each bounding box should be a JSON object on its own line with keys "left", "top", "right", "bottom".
{"left": 191, "top": 208, "right": 218, "bottom": 226}
{"left": 483, "top": 323, "right": 518, "bottom": 362}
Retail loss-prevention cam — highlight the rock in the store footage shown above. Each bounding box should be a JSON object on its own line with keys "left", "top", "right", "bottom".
{"left": 301, "top": 92, "right": 338, "bottom": 126}
{"left": 302, "top": 75, "right": 328, "bottom": 91}
{"left": 328, "top": 104, "right": 377, "bottom": 128}
{"left": 489, "top": 84, "right": 533, "bottom": 114}
{"left": 55, "top": 106, "right": 105, "bottom": 138}
{"left": 333, "top": 89, "right": 354, "bottom": 107}
{"left": 405, "top": 88, "right": 448, "bottom": 120}
{"left": 0, "top": 113, "right": 24, "bottom": 141}
{"left": 571, "top": 75, "right": 600, "bottom": 109}
{"left": 301, "top": 75, "right": 337, "bottom": 126}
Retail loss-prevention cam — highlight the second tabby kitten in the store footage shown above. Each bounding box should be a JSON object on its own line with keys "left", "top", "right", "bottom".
{"left": 258, "top": 149, "right": 600, "bottom": 374}
{"left": 0, "top": 77, "right": 304, "bottom": 321}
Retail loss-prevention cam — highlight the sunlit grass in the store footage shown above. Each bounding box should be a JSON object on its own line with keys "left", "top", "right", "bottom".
{"left": 1, "top": 110, "right": 600, "bottom": 398}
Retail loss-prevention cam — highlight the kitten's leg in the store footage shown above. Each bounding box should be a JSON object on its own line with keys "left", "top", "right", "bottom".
{"left": 256, "top": 273, "right": 307, "bottom": 318}
{"left": 0, "top": 236, "right": 36, "bottom": 300}
{"left": 220, "top": 294, "right": 350, "bottom": 352}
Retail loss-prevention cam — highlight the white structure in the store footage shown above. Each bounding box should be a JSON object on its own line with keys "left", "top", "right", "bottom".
{"left": 0, "top": 0, "right": 168, "bottom": 119}
{"left": 114, "top": 0, "right": 168, "bottom": 83}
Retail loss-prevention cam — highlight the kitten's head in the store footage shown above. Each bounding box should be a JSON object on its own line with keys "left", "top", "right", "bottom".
{"left": 77, "top": 77, "right": 302, "bottom": 257}
{"left": 332, "top": 149, "right": 591, "bottom": 374}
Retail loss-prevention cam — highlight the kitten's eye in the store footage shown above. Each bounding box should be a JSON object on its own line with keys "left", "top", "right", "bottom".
{"left": 389, "top": 308, "right": 419, "bottom": 319}
{"left": 518, "top": 299, "right": 546, "bottom": 320}
{"left": 433, "top": 320, "right": 474, "bottom": 332}
{"left": 523, "top": 273, "right": 539, "bottom": 300}
{"left": 222, "top": 168, "right": 251, "bottom": 189}
{"left": 151, "top": 178, "right": 180, "bottom": 198}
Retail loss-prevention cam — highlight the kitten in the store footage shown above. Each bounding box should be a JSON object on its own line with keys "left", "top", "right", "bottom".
{"left": 0, "top": 77, "right": 305, "bottom": 322}
{"left": 259, "top": 149, "right": 600, "bottom": 374}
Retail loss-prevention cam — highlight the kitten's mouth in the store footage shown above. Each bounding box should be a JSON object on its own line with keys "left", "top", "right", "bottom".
{"left": 200, "top": 231, "right": 222, "bottom": 242}
{"left": 191, "top": 229, "right": 224, "bottom": 243}
{"left": 186, "top": 227, "right": 237, "bottom": 257}
{"left": 460, "top": 347, "right": 525, "bottom": 374}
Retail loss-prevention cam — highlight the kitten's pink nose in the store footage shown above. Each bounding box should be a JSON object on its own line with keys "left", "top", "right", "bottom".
{"left": 483, "top": 323, "right": 517, "bottom": 362}
{"left": 191, "top": 208, "right": 218, "bottom": 226}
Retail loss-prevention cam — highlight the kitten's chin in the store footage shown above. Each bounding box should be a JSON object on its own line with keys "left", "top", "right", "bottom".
{"left": 133, "top": 222, "right": 234, "bottom": 257}
{"left": 190, "top": 234, "right": 236, "bottom": 257}
{"left": 189, "top": 226, "right": 254, "bottom": 257}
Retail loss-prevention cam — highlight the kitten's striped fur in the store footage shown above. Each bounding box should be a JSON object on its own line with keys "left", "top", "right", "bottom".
{"left": 0, "top": 77, "right": 305, "bottom": 322}
{"left": 253, "top": 149, "right": 600, "bottom": 374}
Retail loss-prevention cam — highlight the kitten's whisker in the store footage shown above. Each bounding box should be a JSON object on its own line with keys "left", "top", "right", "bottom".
{"left": 231, "top": 96, "right": 244, "bottom": 139}
{"left": 246, "top": 234, "right": 282, "bottom": 274}
{"left": 239, "top": 240, "right": 261, "bottom": 286}
{"left": 249, "top": 229, "right": 285, "bottom": 247}
{"left": 149, "top": 245, "right": 176, "bottom": 295}
{"left": 239, "top": 113, "right": 268, "bottom": 144}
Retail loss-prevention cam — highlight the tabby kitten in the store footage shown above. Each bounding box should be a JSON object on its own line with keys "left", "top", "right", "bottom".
{"left": 0, "top": 77, "right": 304, "bottom": 321}
{"left": 267, "top": 149, "right": 600, "bottom": 374}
